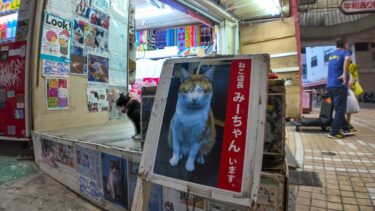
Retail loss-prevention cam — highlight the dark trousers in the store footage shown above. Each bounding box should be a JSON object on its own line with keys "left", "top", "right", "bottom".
{"left": 327, "top": 87, "right": 350, "bottom": 135}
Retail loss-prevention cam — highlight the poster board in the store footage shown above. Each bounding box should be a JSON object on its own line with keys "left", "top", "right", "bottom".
{"left": 133, "top": 55, "right": 269, "bottom": 209}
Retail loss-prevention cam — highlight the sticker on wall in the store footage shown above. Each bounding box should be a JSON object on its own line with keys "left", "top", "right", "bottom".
{"left": 91, "top": 0, "right": 110, "bottom": 14}
{"left": 75, "top": 0, "right": 91, "bottom": 19}
{"left": 89, "top": 8, "right": 110, "bottom": 30}
{"left": 15, "top": 109, "right": 24, "bottom": 119}
{"left": 42, "top": 60, "right": 70, "bottom": 77}
{"left": 40, "top": 13, "right": 72, "bottom": 63}
{"left": 46, "top": 78, "right": 69, "bottom": 110}
{"left": 71, "top": 45, "right": 88, "bottom": 75}
{"left": 87, "top": 52, "right": 109, "bottom": 83}
{"left": 87, "top": 87, "right": 109, "bottom": 112}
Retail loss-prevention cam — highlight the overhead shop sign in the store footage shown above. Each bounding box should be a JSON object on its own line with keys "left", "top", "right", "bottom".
{"left": 340, "top": 0, "right": 375, "bottom": 14}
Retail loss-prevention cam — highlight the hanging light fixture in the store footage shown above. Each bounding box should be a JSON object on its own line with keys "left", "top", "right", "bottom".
{"left": 260, "top": 0, "right": 282, "bottom": 16}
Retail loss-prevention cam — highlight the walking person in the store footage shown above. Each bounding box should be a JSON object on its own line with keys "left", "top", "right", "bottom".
{"left": 326, "top": 37, "right": 353, "bottom": 139}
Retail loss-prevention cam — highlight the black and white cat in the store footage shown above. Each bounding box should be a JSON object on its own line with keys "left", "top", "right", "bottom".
{"left": 116, "top": 93, "right": 141, "bottom": 140}
{"left": 168, "top": 67, "right": 216, "bottom": 172}
{"left": 95, "top": 30, "right": 106, "bottom": 51}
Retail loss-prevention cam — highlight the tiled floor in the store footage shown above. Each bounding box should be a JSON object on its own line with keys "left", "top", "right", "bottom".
{"left": 287, "top": 104, "right": 375, "bottom": 211}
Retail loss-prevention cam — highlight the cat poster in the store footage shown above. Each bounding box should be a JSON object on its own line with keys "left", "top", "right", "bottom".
{"left": 163, "top": 188, "right": 205, "bottom": 211}
{"left": 87, "top": 53, "right": 109, "bottom": 83}
{"left": 71, "top": 45, "right": 88, "bottom": 75}
{"left": 101, "top": 153, "right": 128, "bottom": 209}
{"left": 94, "top": 28, "right": 109, "bottom": 52}
{"left": 139, "top": 56, "right": 268, "bottom": 205}
{"left": 84, "top": 24, "right": 97, "bottom": 48}
{"left": 89, "top": 8, "right": 110, "bottom": 30}
{"left": 75, "top": 0, "right": 91, "bottom": 19}
{"left": 73, "top": 19, "right": 87, "bottom": 46}
{"left": 46, "top": 78, "right": 69, "bottom": 110}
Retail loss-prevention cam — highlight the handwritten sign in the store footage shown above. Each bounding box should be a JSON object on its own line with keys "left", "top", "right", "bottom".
{"left": 340, "top": 0, "right": 375, "bottom": 14}
{"left": 79, "top": 175, "right": 104, "bottom": 202}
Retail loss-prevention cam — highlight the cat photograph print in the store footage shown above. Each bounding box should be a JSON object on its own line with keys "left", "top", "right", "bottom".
{"left": 153, "top": 61, "right": 233, "bottom": 188}
{"left": 102, "top": 153, "right": 128, "bottom": 209}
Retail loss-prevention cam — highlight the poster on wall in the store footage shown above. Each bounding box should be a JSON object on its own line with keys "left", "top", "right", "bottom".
{"left": 89, "top": 9, "right": 110, "bottom": 30}
{"left": 138, "top": 56, "right": 268, "bottom": 206}
{"left": 40, "top": 138, "right": 75, "bottom": 173}
{"left": 75, "top": 0, "right": 91, "bottom": 19}
{"left": 46, "top": 0, "right": 74, "bottom": 20}
{"left": 102, "top": 153, "right": 128, "bottom": 209}
{"left": 71, "top": 46, "right": 88, "bottom": 75}
{"left": 76, "top": 145, "right": 102, "bottom": 185}
{"left": 76, "top": 145, "right": 104, "bottom": 203}
{"left": 94, "top": 28, "right": 109, "bottom": 52}
{"left": 88, "top": 52, "right": 109, "bottom": 83}
{"left": 46, "top": 78, "right": 69, "bottom": 110}
{"left": 84, "top": 24, "right": 97, "bottom": 48}
{"left": 73, "top": 19, "right": 87, "bottom": 46}
{"left": 87, "top": 87, "right": 109, "bottom": 112}
{"left": 91, "top": 0, "right": 110, "bottom": 14}
{"left": 163, "top": 188, "right": 205, "bottom": 211}
{"left": 42, "top": 60, "right": 70, "bottom": 77}
{"left": 41, "top": 13, "right": 72, "bottom": 63}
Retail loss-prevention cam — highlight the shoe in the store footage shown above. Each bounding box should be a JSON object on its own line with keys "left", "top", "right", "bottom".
{"left": 328, "top": 133, "right": 345, "bottom": 139}
{"left": 132, "top": 134, "right": 141, "bottom": 140}
{"left": 343, "top": 129, "right": 356, "bottom": 136}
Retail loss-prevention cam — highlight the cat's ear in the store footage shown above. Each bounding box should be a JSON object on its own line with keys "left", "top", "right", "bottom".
{"left": 203, "top": 67, "right": 215, "bottom": 82}
{"left": 180, "top": 67, "right": 190, "bottom": 82}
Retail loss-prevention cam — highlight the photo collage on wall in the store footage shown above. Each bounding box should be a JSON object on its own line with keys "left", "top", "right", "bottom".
{"left": 73, "top": 0, "right": 111, "bottom": 113}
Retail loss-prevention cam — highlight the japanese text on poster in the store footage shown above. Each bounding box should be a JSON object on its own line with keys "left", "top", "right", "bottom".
{"left": 218, "top": 60, "right": 252, "bottom": 192}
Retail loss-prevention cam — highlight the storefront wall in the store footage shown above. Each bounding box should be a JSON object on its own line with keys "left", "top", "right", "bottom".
{"left": 240, "top": 17, "right": 301, "bottom": 119}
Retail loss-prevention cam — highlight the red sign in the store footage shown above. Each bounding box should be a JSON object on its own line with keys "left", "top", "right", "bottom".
{"left": 340, "top": 0, "right": 375, "bottom": 14}
{"left": 0, "top": 41, "right": 27, "bottom": 138}
{"left": 218, "top": 59, "right": 252, "bottom": 192}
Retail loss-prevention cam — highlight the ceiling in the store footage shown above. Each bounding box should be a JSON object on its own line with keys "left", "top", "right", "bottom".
{"left": 135, "top": 0, "right": 198, "bottom": 30}
{"left": 299, "top": 0, "right": 369, "bottom": 26}
{"left": 219, "top": 0, "right": 288, "bottom": 21}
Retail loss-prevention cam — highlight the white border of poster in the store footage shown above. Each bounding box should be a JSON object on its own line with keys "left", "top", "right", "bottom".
{"left": 135, "top": 55, "right": 269, "bottom": 207}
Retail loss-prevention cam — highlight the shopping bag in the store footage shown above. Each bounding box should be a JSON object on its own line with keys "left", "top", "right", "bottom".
{"left": 352, "top": 82, "right": 364, "bottom": 97}
{"left": 347, "top": 89, "right": 360, "bottom": 114}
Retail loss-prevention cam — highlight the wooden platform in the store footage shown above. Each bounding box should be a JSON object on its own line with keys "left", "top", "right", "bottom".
{"left": 35, "top": 119, "right": 142, "bottom": 153}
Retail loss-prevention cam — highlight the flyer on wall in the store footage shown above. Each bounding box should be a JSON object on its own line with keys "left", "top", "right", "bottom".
{"left": 42, "top": 60, "right": 70, "bottom": 77}
{"left": 88, "top": 51, "right": 109, "bottom": 84}
{"left": 87, "top": 87, "right": 109, "bottom": 112}
{"left": 46, "top": 78, "right": 69, "bottom": 110}
{"left": 46, "top": 0, "right": 74, "bottom": 20}
{"left": 91, "top": 0, "right": 110, "bottom": 14}
{"left": 71, "top": 45, "right": 88, "bottom": 75}
{"left": 40, "top": 13, "right": 72, "bottom": 63}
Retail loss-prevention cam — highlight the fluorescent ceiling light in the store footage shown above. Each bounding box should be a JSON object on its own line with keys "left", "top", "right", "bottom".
{"left": 135, "top": 7, "right": 174, "bottom": 19}
{"left": 259, "top": 0, "right": 281, "bottom": 16}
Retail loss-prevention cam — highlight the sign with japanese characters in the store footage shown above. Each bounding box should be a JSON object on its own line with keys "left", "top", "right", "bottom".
{"left": 136, "top": 56, "right": 269, "bottom": 207}
{"left": 340, "top": 0, "right": 375, "bottom": 14}
{"left": 218, "top": 60, "right": 251, "bottom": 192}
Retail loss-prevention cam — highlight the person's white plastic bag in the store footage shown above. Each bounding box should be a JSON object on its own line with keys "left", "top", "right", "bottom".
{"left": 347, "top": 89, "right": 360, "bottom": 114}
